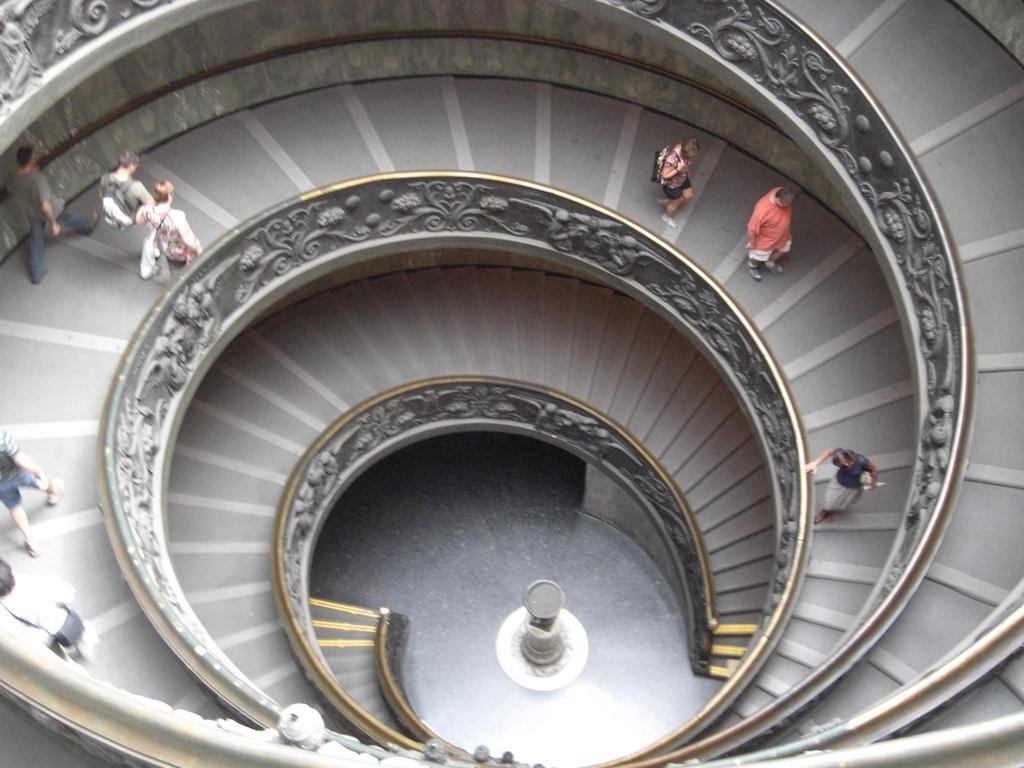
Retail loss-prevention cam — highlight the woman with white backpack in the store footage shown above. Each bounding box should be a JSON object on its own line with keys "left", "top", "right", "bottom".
{"left": 137, "top": 180, "right": 202, "bottom": 279}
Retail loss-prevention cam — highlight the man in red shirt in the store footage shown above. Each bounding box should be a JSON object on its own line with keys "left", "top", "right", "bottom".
{"left": 745, "top": 186, "right": 794, "bottom": 281}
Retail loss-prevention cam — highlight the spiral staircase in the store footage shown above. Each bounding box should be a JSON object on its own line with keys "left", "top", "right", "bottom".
{"left": 0, "top": 1, "right": 1021, "bottom": 766}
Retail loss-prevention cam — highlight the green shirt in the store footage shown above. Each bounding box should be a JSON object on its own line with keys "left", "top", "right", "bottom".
{"left": 9, "top": 170, "right": 62, "bottom": 222}
{"left": 0, "top": 430, "right": 22, "bottom": 483}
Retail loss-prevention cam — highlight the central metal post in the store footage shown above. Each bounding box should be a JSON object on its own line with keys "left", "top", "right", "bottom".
{"left": 520, "top": 579, "right": 566, "bottom": 666}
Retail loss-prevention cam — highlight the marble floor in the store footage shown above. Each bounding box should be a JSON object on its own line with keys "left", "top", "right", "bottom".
{"left": 311, "top": 432, "right": 722, "bottom": 767}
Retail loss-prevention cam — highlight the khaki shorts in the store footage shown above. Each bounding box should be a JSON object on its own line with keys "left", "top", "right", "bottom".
{"left": 824, "top": 477, "right": 863, "bottom": 511}
{"left": 748, "top": 240, "right": 791, "bottom": 262}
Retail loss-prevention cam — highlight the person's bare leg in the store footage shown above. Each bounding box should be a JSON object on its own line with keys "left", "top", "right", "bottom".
{"left": 666, "top": 189, "right": 693, "bottom": 217}
{"left": 10, "top": 503, "right": 40, "bottom": 556}
{"left": 764, "top": 249, "right": 785, "bottom": 274}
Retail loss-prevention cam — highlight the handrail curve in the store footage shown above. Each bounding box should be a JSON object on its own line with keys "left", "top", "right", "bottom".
{"left": 100, "top": 172, "right": 809, "bottom": 758}
{"left": 376, "top": 610, "right": 452, "bottom": 747}
{"left": 695, "top": 591, "right": 1024, "bottom": 766}
{"left": 274, "top": 377, "right": 719, "bottom": 747}
{"left": 0, "top": 0, "right": 986, "bottom": 763}
{"left": 0, "top": 634, "right": 395, "bottom": 768}
{"left": 572, "top": 1, "right": 974, "bottom": 761}
{"left": 0, "top": 0, "right": 249, "bottom": 149}
{"left": 706, "top": 711, "right": 1024, "bottom": 768}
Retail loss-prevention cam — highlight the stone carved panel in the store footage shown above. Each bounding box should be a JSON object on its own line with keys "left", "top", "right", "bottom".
{"left": 279, "top": 380, "right": 713, "bottom": 671}
{"left": 603, "top": 0, "right": 970, "bottom": 746}
{"left": 0, "top": 0, "right": 170, "bottom": 114}
{"left": 625, "top": 0, "right": 966, "bottom": 600}
{"left": 0, "top": 685, "right": 152, "bottom": 767}
{"left": 105, "top": 174, "right": 803, "bottom": 725}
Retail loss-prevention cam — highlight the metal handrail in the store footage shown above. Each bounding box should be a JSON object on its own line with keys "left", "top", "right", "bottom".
{"left": 0, "top": 0, "right": 989, "bottom": 764}
{"left": 375, "top": 610, "right": 454, "bottom": 747}
{"left": 702, "top": 710, "right": 1024, "bottom": 768}
{"left": 274, "top": 377, "right": 724, "bottom": 744}
{"left": 0, "top": 632, "right": 386, "bottom": 768}
{"left": 100, "top": 172, "right": 808, "bottom": 758}
{"left": 577, "top": 1, "right": 972, "bottom": 761}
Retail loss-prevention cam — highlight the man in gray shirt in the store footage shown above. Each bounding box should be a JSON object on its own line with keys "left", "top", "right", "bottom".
{"left": 9, "top": 146, "right": 97, "bottom": 283}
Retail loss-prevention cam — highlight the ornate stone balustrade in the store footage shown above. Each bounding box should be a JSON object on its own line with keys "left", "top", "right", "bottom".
{"left": 101, "top": 172, "right": 808, "bottom": 745}
{"left": 0, "top": 0, "right": 173, "bottom": 117}
{"left": 577, "top": 0, "right": 971, "bottom": 758}
{"left": 275, "top": 378, "right": 717, "bottom": 742}
{"left": 0, "top": 0, "right": 978, "bottom": 762}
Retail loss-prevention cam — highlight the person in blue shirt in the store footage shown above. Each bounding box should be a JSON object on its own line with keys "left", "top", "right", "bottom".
{"left": 805, "top": 447, "right": 879, "bottom": 524}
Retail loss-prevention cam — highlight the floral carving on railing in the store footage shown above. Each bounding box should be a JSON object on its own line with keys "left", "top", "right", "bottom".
{"left": 279, "top": 380, "right": 714, "bottom": 673}
{"left": 378, "top": 181, "right": 530, "bottom": 237}
{"left": 609, "top": 0, "right": 666, "bottom": 17}
{"left": 0, "top": 0, "right": 170, "bottom": 113}
{"left": 688, "top": 4, "right": 855, "bottom": 173}
{"left": 104, "top": 173, "right": 804, "bottom": 723}
{"left": 604, "top": 0, "right": 969, "bottom": 749}
{"left": 629, "top": 0, "right": 965, "bottom": 558}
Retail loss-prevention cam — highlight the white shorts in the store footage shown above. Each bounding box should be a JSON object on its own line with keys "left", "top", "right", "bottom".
{"left": 748, "top": 240, "right": 791, "bottom": 262}
{"left": 824, "top": 477, "right": 862, "bottom": 511}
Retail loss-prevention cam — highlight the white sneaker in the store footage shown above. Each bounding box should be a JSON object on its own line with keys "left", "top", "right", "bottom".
{"left": 75, "top": 621, "right": 99, "bottom": 662}
{"left": 764, "top": 260, "right": 784, "bottom": 274}
{"left": 660, "top": 214, "right": 677, "bottom": 227}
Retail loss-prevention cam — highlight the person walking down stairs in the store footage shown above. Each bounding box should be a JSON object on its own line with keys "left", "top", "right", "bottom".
{"left": 656, "top": 137, "right": 701, "bottom": 227}
{"left": 99, "top": 150, "right": 154, "bottom": 231}
{"left": 137, "top": 180, "right": 203, "bottom": 279}
{"left": 0, "top": 429, "right": 63, "bottom": 557}
{"left": 9, "top": 146, "right": 98, "bottom": 284}
{"left": 746, "top": 186, "right": 794, "bottom": 281}
{"left": 805, "top": 447, "right": 879, "bottom": 524}
{"left": 0, "top": 558, "right": 98, "bottom": 662}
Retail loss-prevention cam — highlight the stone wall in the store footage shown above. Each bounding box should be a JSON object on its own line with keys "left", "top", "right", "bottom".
{"left": 0, "top": 0, "right": 853, "bottom": 256}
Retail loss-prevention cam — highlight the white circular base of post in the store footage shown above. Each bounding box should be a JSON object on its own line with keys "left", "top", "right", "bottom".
{"left": 495, "top": 607, "right": 589, "bottom": 691}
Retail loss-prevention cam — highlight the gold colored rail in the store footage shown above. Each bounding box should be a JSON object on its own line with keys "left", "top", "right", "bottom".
{"left": 374, "top": 610, "right": 460, "bottom": 750}
{"left": 308, "top": 599, "right": 379, "bottom": 618}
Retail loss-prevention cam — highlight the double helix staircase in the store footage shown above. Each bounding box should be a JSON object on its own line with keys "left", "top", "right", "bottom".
{"left": 0, "top": 0, "right": 1021, "bottom": 764}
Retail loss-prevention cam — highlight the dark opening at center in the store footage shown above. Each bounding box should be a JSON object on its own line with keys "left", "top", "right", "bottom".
{"left": 309, "top": 431, "right": 717, "bottom": 765}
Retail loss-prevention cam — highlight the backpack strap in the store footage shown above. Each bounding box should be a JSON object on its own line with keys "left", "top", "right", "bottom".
{"left": 0, "top": 598, "right": 44, "bottom": 631}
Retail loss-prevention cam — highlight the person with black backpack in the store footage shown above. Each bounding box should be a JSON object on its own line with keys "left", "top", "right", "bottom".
{"left": 654, "top": 137, "right": 701, "bottom": 227}
{"left": 0, "top": 558, "right": 98, "bottom": 662}
{"left": 99, "top": 150, "right": 154, "bottom": 230}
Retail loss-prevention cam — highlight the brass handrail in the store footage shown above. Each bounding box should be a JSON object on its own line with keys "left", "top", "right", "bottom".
{"left": 101, "top": 172, "right": 808, "bottom": 761}
{"left": 0, "top": 631, "right": 388, "bottom": 768}
{"left": 0, "top": 1, "right": 979, "bottom": 763}
{"left": 580, "top": 1, "right": 974, "bottom": 761}
{"left": 703, "top": 711, "right": 1024, "bottom": 768}
{"left": 695, "top": 585, "right": 1024, "bottom": 765}
{"left": 375, "top": 610, "right": 455, "bottom": 747}
{"left": 273, "top": 377, "right": 723, "bottom": 745}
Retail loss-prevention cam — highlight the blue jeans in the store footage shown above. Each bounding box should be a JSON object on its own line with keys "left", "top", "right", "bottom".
{"left": 0, "top": 472, "right": 44, "bottom": 510}
{"left": 28, "top": 208, "right": 94, "bottom": 283}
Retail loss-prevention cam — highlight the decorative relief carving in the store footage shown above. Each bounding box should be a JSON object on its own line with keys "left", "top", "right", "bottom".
{"left": 687, "top": 3, "right": 855, "bottom": 173}
{"left": 600, "top": 0, "right": 968, "bottom": 741}
{"left": 608, "top": 0, "right": 666, "bottom": 17}
{"left": 378, "top": 181, "right": 530, "bottom": 238}
{"left": 639, "top": 0, "right": 967, "bottom": 605}
{"left": 0, "top": 0, "right": 170, "bottom": 113}
{"left": 105, "top": 174, "right": 801, "bottom": 717}
{"left": 280, "top": 381, "right": 714, "bottom": 671}
{"left": 236, "top": 202, "right": 372, "bottom": 303}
